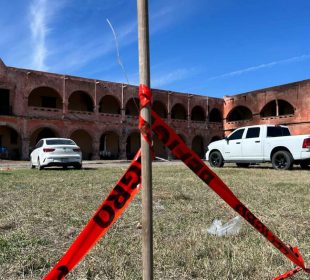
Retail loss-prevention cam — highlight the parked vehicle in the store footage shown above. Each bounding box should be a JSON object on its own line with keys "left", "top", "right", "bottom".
{"left": 206, "top": 125, "right": 310, "bottom": 170}
{"left": 30, "top": 138, "right": 82, "bottom": 170}
{"left": 0, "top": 146, "right": 9, "bottom": 159}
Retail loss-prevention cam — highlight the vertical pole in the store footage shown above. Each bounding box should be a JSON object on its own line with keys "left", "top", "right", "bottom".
{"left": 137, "top": 1, "right": 153, "bottom": 280}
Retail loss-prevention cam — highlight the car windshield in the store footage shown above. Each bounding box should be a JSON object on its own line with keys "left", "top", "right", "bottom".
{"left": 46, "top": 139, "right": 75, "bottom": 145}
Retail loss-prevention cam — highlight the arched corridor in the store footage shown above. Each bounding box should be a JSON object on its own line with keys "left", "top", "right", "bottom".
{"left": 126, "top": 132, "right": 140, "bottom": 159}
{"left": 171, "top": 103, "right": 187, "bottom": 120}
{"left": 260, "top": 99, "right": 294, "bottom": 117}
{"left": 0, "top": 126, "right": 21, "bottom": 159}
{"left": 68, "top": 91, "right": 94, "bottom": 112}
{"left": 227, "top": 106, "right": 253, "bottom": 122}
{"left": 191, "top": 106, "right": 206, "bottom": 121}
{"left": 152, "top": 100, "right": 167, "bottom": 118}
{"left": 192, "top": 135, "right": 205, "bottom": 158}
{"left": 70, "top": 130, "right": 93, "bottom": 160}
{"left": 209, "top": 108, "right": 222, "bottom": 122}
{"left": 125, "top": 98, "right": 140, "bottom": 116}
{"left": 99, "top": 95, "right": 121, "bottom": 114}
{"left": 28, "top": 87, "right": 62, "bottom": 109}
{"left": 100, "top": 132, "right": 120, "bottom": 159}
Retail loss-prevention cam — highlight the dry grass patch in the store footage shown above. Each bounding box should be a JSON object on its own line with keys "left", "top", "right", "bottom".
{"left": 0, "top": 164, "right": 309, "bottom": 279}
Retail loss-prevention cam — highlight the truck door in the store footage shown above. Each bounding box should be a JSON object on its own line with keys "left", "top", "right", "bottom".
{"left": 241, "top": 127, "right": 263, "bottom": 159}
{"left": 224, "top": 128, "right": 245, "bottom": 159}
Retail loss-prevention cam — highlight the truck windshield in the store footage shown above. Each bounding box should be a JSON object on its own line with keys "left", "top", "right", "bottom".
{"left": 267, "top": 126, "right": 291, "bottom": 137}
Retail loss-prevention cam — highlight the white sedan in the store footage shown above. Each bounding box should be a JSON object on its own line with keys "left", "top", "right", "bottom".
{"left": 30, "top": 138, "right": 82, "bottom": 170}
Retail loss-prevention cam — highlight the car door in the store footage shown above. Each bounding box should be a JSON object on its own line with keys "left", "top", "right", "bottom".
{"left": 224, "top": 128, "right": 245, "bottom": 160}
{"left": 241, "top": 127, "right": 263, "bottom": 160}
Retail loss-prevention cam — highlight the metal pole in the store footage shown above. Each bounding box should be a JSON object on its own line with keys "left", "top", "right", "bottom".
{"left": 137, "top": 0, "right": 153, "bottom": 280}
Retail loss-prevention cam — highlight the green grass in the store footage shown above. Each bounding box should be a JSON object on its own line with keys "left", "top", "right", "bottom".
{"left": 0, "top": 164, "right": 309, "bottom": 279}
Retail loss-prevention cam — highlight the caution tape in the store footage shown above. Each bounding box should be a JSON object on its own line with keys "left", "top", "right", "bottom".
{"left": 44, "top": 107, "right": 308, "bottom": 279}
{"left": 273, "top": 267, "right": 302, "bottom": 280}
{"left": 151, "top": 110, "right": 309, "bottom": 279}
{"left": 44, "top": 151, "right": 142, "bottom": 280}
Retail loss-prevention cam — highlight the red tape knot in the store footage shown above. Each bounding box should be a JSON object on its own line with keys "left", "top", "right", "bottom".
{"left": 139, "top": 84, "right": 152, "bottom": 107}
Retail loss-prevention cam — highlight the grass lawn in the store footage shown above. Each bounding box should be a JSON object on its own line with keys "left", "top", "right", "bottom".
{"left": 0, "top": 163, "right": 309, "bottom": 279}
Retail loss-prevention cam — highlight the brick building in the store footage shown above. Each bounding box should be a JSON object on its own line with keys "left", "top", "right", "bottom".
{"left": 1, "top": 58, "right": 309, "bottom": 161}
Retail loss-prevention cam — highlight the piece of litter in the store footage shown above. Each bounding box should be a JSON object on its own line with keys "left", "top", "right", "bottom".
{"left": 207, "top": 216, "right": 242, "bottom": 236}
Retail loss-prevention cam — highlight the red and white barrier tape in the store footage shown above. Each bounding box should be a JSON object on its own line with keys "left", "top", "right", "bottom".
{"left": 151, "top": 110, "right": 309, "bottom": 279}
{"left": 44, "top": 106, "right": 308, "bottom": 280}
{"left": 44, "top": 151, "right": 142, "bottom": 280}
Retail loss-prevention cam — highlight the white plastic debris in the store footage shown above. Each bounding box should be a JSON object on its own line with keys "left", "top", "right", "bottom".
{"left": 207, "top": 216, "right": 242, "bottom": 237}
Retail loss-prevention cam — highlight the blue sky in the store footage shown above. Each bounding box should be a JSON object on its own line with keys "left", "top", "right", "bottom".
{"left": 0, "top": 0, "right": 309, "bottom": 97}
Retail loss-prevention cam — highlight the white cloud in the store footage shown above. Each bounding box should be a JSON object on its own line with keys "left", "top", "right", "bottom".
{"left": 29, "top": 0, "right": 67, "bottom": 70}
{"left": 208, "top": 54, "right": 310, "bottom": 80}
{"left": 29, "top": 0, "right": 49, "bottom": 70}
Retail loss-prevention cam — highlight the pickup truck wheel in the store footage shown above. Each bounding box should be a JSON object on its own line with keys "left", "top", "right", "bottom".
{"left": 300, "top": 160, "right": 310, "bottom": 170}
{"left": 209, "top": 151, "right": 224, "bottom": 168}
{"left": 236, "top": 163, "right": 250, "bottom": 168}
{"left": 271, "top": 151, "right": 293, "bottom": 170}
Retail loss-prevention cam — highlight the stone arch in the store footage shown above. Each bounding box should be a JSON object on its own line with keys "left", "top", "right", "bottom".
{"left": 152, "top": 100, "right": 168, "bottom": 118}
{"left": 209, "top": 108, "right": 222, "bottom": 122}
{"left": 191, "top": 135, "right": 205, "bottom": 158}
{"left": 226, "top": 106, "right": 253, "bottom": 122}
{"left": 99, "top": 95, "right": 121, "bottom": 114}
{"left": 125, "top": 98, "right": 140, "bottom": 116}
{"left": 126, "top": 131, "right": 140, "bottom": 159}
{"left": 0, "top": 125, "right": 21, "bottom": 159}
{"left": 68, "top": 91, "right": 94, "bottom": 112}
{"left": 70, "top": 129, "right": 93, "bottom": 160}
{"left": 28, "top": 86, "right": 62, "bottom": 109}
{"left": 260, "top": 99, "right": 294, "bottom": 117}
{"left": 99, "top": 131, "right": 120, "bottom": 159}
{"left": 29, "top": 127, "right": 59, "bottom": 148}
{"left": 171, "top": 103, "right": 187, "bottom": 120}
{"left": 191, "top": 106, "right": 206, "bottom": 121}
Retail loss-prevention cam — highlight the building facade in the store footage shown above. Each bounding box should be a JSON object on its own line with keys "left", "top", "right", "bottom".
{"left": 223, "top": 80, "right": 310, "bottom": 136}
{"left": 1, "top": 58, "right": 310, "bottom": 161}
{"left": 0, "top": 59, "right": 223, "bottom": 160}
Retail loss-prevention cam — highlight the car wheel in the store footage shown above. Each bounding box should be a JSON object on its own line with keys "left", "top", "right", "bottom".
{"left": 37, "top": 157, "right": 43, "bottom": 170}
{"left": 209, "top": 151, "right": 224, "bottom": 168}
{"left": 271, "top": 151, "right": 293, "bottom": 170}
{"left": 236, "top": 163, "right": 250, "bottom": 168}
{"left": 300, "top": 160, "right": 310, "bottom": 170}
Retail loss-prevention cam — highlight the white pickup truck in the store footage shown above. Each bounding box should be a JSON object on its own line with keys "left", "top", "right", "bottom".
{"left": 206, "top": 125, "right": 310, "bottom": 170}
